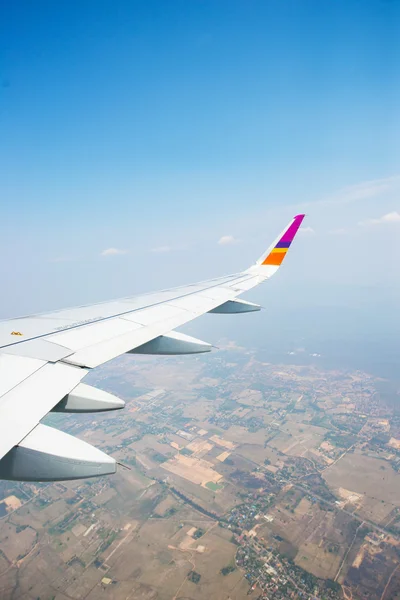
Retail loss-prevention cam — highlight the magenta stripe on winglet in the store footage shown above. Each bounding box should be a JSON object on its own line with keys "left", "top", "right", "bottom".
{"left": 279, "top": 214, "right": 305, "bottom": 243}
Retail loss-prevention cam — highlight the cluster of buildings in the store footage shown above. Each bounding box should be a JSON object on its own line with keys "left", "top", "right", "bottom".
{"left": 219, "top": 491, "right": 341, "bottom": 600}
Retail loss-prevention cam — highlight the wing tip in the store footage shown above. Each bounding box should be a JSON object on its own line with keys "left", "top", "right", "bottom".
{"left": 255, "top": 214, "right": 306, "bottom": 268}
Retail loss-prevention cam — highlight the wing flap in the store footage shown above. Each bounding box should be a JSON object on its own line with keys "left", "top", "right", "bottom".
{"left": 46, "top": 317, "right": 143, "bottom": 351}
{"left": 121, "top": 304, "right": 185, "bottom": 326}
{"left": 2, "top": 338, "right": 74, "bottom": 362}
{"left": 0, "top": 358, "right": 88, "bottom": 460}
{"left": 61, "top": 309, "right": 199, "bottom": 368}
{"left": 0, "top": 354, "right": 46, "bottom": 397}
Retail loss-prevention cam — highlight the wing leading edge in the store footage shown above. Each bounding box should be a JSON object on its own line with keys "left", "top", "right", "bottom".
{"left": 0, "top": 214, "right": 305, "bottom": 481}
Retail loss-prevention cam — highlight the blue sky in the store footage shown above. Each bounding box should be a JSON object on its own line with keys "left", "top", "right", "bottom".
{"left": 1, "top": 1, "right": 399, "bottom": 362}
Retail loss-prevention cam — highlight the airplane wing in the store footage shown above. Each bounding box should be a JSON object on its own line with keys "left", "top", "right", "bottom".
{"left": 0, "top": 214, "right": 305, "bottom": 482}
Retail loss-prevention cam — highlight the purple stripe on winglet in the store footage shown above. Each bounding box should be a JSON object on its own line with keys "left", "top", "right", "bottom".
{"left": 279, "top": 214, "right": 305, "bottom": 243}
{"left": 275, "top": 240, "right": 291, "bottom": 248}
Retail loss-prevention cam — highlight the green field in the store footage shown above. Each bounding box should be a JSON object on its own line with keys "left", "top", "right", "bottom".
{"left": 205, "top": 482, "right": 223, "bottom": 491}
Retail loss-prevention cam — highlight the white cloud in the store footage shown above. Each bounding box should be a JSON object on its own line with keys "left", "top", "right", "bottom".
{"left": 100, "top": 247, "right": 128, "bottom": 256}
{"left": 314, "top": 176, "right": 400, "bottom": 207}
{"left": 151, "top": 245, "right": 171, "bottom": 253}
{"left": 358, "top": 211, "right": 400, "bottom": 227}
{"left": 298, "top": 226, "right": 315, "bottom": 235}
{"left": 218, "top": 235, "right": 237, "bottom": 245}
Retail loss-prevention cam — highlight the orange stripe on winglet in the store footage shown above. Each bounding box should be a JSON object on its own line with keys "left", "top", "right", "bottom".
{"left": 263, "top": 252, "right": 287, "bottom": 266}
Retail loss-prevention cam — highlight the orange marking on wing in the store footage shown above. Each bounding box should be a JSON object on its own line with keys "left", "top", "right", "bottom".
{"left": 262, "top": 252, "right": 287, "bottom": 266}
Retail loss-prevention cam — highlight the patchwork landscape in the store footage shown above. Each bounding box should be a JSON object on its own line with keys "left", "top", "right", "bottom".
{"left": 0, "top": 344, "right": 399, "bottom": 599}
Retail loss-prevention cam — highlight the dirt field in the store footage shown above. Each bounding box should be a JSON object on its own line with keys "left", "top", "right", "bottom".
{"left": 153, "top": 495, "right": 177, "bottom": 517}
{"left": 2, "top": 495, "right": 22, "bottom": 511}
{"left": 209, "top": 435, "right": 235, "bottom": 450}
{"left": 388, "top": 437, "right": 400, "bottom": 449}
{"left": 162, "top": 454, "right": 222, "bottom": 486}
{"left": 94, "top": 488, "right": 117, "bottom": 506}
{"left": 295, "top": 497, "right": 312, "bottom": 516}
{"left": 223, "top": 425, "right": 267, "bottom": 445}
{"left": 268, "top": 421, "right": 326, "bottom": 456}
{"left": 216, "top": 451, "right": 231, "bottom": 462}
{"left": 323, "top": 449, "right": 400, "bottom": 521}
{"left": 236, "top": 389, "right": 264, "bottom": 406}
{"left": 152, "top": 465, "right": 239, "bottom": 515}
{"left": 168, "top": 433, "right": 189, "bottom": 447}
{"left": 295, "top": 540, "right": 342, "bottom": 579}
{"left": 131, "top": 434, "right": 173, "bottom": 457}
{"left": 0, "top": 523, "right": 37, "bottom": 562}
{"left": 236, "top": 443, "right": 282, "bottom": 466}
{"left": 187, "top": 439, "right": 214, "bottom": 456}
{"left": 183, "top": 399, "right": 216, "bottom": 420}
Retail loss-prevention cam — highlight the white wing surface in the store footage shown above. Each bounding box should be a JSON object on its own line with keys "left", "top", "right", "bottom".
{"left": 0, "top": 215, "right": 305, "bottom": 481}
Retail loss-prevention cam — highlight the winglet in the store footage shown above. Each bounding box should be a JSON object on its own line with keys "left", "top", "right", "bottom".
{"left": 254, "top": 214, "right": 305, "bottom": 268}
